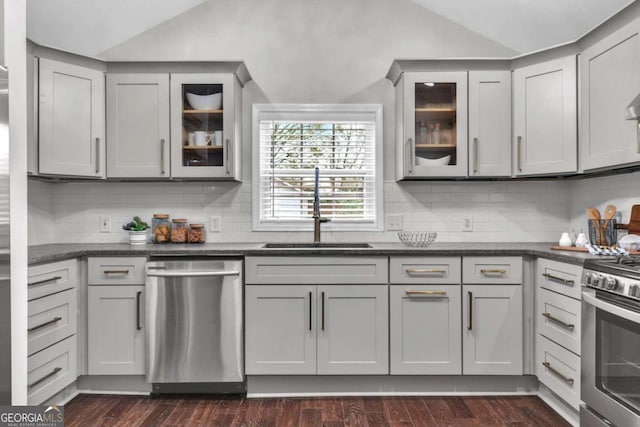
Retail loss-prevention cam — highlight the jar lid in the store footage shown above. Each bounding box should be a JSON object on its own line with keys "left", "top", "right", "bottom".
{"left": 153, "top": 214, "right": 169, "bottom": 219}
{"left": 172, "top": 218, "right": 188, "bottom": 223}
{"left": 189, "top": 224, "right": 204, "bottom": 228}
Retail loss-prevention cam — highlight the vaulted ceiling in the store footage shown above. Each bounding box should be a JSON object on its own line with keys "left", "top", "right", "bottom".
{"left": 27, "top": 0, "right": 635, "bottom": 57}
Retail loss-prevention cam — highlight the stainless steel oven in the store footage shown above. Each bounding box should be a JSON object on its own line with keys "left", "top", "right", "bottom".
{"left": 582, "top": 274, "right": 640, "bottom": 426}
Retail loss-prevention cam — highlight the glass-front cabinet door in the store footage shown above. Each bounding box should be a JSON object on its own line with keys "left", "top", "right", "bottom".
{"left": 401, "top": 72, "right": 467, "bottom": 178}
{"left": 170, "top": 73, "right": 239, "bottom": 179}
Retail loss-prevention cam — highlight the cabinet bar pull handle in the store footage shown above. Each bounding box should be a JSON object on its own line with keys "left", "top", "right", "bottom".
{"left": 542, "top": 273, "right": 574, "bottom": 286}
{"left": 542, "top": 312, "right": 575, "bottom": 330}
{"left": 542, "top": 362, "right": 574, "bottom": 385}
{"left": 407, "top": 137, "right": 413, "bottom": 175}
{"left": 406, "top": 268, "right": 446, "bottom": 274}
{"left": 468, "top": 291, "right": 473, "bottom": 331}
{"left": 28, "top": 317, "right": 62, "bottom": 333}
{"left": 309, "top": 291, "right": 312, "bottom": 331}
{"left": 637, "top": 122, "right": 640, "bottom": 154}
{"left": 225, "top": 138, "right": 231, "bottom": 175}
{"left": 473, "top": 137, "right": 479, "bottom": 174}
{"left": 136, "top": 291, "right": 142, "bottom": 331}
{"left": 321, "top": 291, "right": 325, "bottom": 331}
{"left": 28, "top": 276, "right": 62, "bottom": 287}
{"left": 160, "top": 138, "right": 166, "bottom": 175}
{"left": 103, "top": 270, "right": 130, "bottom": 275}
{"left": 481, "top": 269, "right": 507, "bottom": 274}
{"left": 95, "top": 137, "right": 100, "bottom": 174}
{"left": 517, "top": 136, "right": 522, "bottom": 172}
{"left": 406, "top": 290, "right": 447, "bottom": 296}
{"left": 28, "top": 367, "right": 62, "bottom": 389}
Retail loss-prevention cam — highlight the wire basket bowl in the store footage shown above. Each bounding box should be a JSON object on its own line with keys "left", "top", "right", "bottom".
{"left": 397, "top": 231, "right": 437, "bottom": 247}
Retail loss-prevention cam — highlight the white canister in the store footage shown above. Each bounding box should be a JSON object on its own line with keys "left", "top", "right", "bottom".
{"left": 558, "top": 232, "right": 572, "bottom": 247}
{"left": 575, "top": 233, "right": 588, "bottom": 248}
{"left": 213, "top": 130, "right": 223, "bottom": 146}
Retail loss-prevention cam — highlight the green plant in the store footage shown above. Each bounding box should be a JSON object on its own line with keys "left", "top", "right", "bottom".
{"left": 122, "top": 216, "right": 149, "bottom": 232}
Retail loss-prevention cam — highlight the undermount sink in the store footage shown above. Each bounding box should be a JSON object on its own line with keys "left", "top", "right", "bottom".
{"left": 261, "top": 242, "right": 372, "bottom": 249}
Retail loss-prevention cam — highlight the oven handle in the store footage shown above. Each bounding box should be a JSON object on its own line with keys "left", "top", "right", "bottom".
{"left": 582, "top": 291, "right": 640, "bottom": 324}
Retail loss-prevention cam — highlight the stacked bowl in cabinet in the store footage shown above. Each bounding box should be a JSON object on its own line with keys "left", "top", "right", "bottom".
{"left": 535, "top": 259, "right": 583, "bottom": 410}
{"left": 27, "top": 259, "right": 78, "bottom": 405}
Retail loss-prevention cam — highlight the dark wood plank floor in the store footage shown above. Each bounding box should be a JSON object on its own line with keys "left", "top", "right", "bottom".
{"left": 63, "top": 394, "right": 571, "bottom": 427}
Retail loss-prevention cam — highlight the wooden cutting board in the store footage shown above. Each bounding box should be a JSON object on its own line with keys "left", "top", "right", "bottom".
{"left": 617, "top": 204, "right": 640, "bottom": 235}
{"left": 550, "top": 245, "right": 640, "bottom": 255}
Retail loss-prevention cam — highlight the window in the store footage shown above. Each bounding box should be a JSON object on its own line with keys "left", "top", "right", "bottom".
{"left": 252, "top": 104, "right": 383, "bottom": 231}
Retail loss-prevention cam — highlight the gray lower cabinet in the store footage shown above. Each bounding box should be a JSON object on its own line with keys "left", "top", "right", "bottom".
{"left": 245, "top": 284, "right": 388, "bottom": 375}
{"left": 317, "top": 285, "right": 388, "bottom": 375}
{"left": 245, "top": 285, "right": 316, "bottom": 375}
{"left": 462, "top": 284, "right": 523, "bottom": 375}
{"left": 390, "top": 285, "right": 461, "bottom": 374}
{"left": 88, "top": 286, "right": 145, "bottom": 375}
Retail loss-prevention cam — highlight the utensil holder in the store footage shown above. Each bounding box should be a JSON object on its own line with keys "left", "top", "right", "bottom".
{"left": 588, "top": 219, "right": 617, "bottom": 246}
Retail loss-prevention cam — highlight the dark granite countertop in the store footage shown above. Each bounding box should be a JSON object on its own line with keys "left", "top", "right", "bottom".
{"left": 28, "top": 242, "right": 597, "bottom": 266}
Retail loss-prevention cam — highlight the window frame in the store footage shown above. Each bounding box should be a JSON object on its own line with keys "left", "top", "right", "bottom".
{"left": 252, "top": 104, "right": 384, "bottom": 232}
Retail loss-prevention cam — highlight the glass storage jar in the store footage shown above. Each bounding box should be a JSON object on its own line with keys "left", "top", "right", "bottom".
{"left": 170, "top": 218, "right": 188, "bottom": 243}
{"left": 152, "top": 214, "right": 171, "bottom": 243}
{"left": 188, "top": 224, "right": 206, "bottom": 243}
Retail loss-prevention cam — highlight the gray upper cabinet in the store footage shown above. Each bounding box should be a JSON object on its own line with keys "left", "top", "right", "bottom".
{"left": 39, "top": 58, "right": 106, "bottom": 178}
{"left": 513, "top": 55, "right": 577, "bottom": 176}
{"left": 395, "top": 71, "right": 468, "bottom": 179}
{"left": 463, "top": 284, "right": 523, "bottom": 375}
{"left": 468, "top": 71, "right": 511, "bottom": 177}
{"left": 580, "top": 18, "right": 640, "bottom": 171}
{"left": 390, "top": 284, "right": 461, "bottom": 375}
{"left": 245, "top": 285, "right": 316, "bottom": 375}
{"left": 317, "top": 285, "right": 388, "bottom": 375}
{"left": 106, "top": 73, "right": 170, "bottom": 178}
{"left": 170, "top": 73, "right": 241, "bottom": 180}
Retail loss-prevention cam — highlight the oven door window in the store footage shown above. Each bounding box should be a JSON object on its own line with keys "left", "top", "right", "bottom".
{"left": 597, "top": 307, "right": 640, "bottom": 414}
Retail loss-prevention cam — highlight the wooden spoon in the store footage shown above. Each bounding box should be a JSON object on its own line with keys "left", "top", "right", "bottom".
{"left": 602, "top": 205, "right": 617, "bottom": 245}
{"left": 586, "top": 207, "right": 602, "bottom": 245}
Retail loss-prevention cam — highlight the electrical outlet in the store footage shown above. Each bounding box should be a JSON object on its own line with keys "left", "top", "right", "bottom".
{"left": 462, "top": 216, "right": 473, "bottom": 232}
{"left": 386, "top": 214, "right": 403, "bottom": 231}
{"left": 99, "top": 215, "right": 111, "bottom": 233}
{"left": 209, "top": 216, "right": 221, "bottom": 233}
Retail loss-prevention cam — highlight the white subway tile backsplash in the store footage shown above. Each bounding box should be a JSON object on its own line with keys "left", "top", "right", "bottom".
{"left": 28, "top": 177, "right": 576, "bottom": 245}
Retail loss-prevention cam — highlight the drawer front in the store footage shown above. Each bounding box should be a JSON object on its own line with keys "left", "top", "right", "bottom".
{"left": 28, "top": 288, "right": 78, "bottom": 356}
{"left": 27, "top": 335, "right": 77, "bottom": 405}
{"left": 536, "top": 335, "right": 580, "bottom": 410}
{"left": 536, "top": 288, "right": 581, "bottom": 355}
{"left": 536, "top": 258, "right": 582, "bottom": 300}
{"left": 28, "top": 259, "right": 77, "bottom": 301}
{"left": 88, "top": 257, "right": 147, "bottom": 285}
{"left": 245, "top": 256, "right": 388, "bottom": 285}
{"left": 390, "top": 257, "right": 461, "bottom": 284}
{"left": 462, "top": 257, "right": 523, "bottom": 284}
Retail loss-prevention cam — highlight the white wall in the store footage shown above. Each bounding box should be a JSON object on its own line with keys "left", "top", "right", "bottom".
{"left": 29, "top": 0, "right": 575, "bottom": 246}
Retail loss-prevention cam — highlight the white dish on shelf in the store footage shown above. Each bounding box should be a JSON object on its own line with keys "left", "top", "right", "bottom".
{"left": 416, "top": 155, "right": 451, "bottom": 166}
{"left": 186, "top": 92, "right": 222, "bottom": 110}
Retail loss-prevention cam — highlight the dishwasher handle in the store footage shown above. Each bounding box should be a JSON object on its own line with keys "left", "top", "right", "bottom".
{"left": 146, "top": 270, "right": 240, "bottom": 278}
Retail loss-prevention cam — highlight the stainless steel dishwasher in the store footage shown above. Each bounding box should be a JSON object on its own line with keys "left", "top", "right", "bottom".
{"left": 145, "top": 258, "right": 243, "bottom": 392}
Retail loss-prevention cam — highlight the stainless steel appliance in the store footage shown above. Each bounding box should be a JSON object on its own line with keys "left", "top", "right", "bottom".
{"left": 145, "top": 258, "right": 243, "bottom": 392}
{"left": 581, "top": 257, "right": 640, "bottom": 426}
{"left": 0, "top": 62, "right": 10, "bottom": 405}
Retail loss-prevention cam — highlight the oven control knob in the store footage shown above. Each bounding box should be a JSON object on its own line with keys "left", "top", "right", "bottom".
{"left": 591, "top": 274, "right": 602, "bottom": 287}
{"left": 630, "top": 285, "right": 640, "bottom": 298}
{"left": 605, "top": 276, "right": 618, "bottom": 290}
